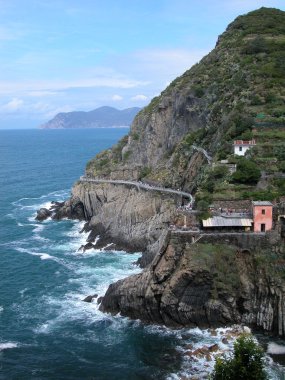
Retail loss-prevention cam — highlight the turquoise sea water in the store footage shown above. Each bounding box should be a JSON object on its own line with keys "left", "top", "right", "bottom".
{"left": 0, "top": 129, "right": 284, "bottom": 380}
{"left": 0, "top": 129, "right": 184, "bottom": 380}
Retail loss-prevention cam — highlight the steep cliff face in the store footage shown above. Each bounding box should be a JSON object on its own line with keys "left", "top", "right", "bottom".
{"left": 70, "top": 181, "right": 178, "bottom": 260}
{"left": 100, "top": 232, "right": 285, "bottom": 336}
{"left": 86, "top": 7, "right": 285, "bottom": 189}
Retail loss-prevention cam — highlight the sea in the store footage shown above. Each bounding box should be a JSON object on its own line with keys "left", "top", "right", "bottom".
{"left": 0, "top": 128, "right": 285, "bottom": 380}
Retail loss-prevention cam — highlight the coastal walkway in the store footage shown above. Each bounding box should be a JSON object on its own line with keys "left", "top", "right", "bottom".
{"left": 79, "top": 176, "right": 193, "bottom": 203}
{"left": 192, "top": 145, "right": 212, "bottom": 164}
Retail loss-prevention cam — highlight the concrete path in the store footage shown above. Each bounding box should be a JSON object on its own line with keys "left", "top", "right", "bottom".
{"left": 79, "top": 176, "right": 193, "bottom": 202}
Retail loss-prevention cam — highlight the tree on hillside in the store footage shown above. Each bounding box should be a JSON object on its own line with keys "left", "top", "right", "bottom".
{"left": 211, "top": 335, "right": 267, "bottom": 380}
{"left": 232, "top": 158, "right": 261, "bottom": 184}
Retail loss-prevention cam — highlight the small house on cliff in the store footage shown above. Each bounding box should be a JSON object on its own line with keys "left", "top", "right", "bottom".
{"left": 202, "top": 200, "right": 273, "bottom": 233}
{"left": 252, "top": 201, "right": 273, "bottom": 232}
{"left": 233, "top": 139, "right": 256, "bottom": 156}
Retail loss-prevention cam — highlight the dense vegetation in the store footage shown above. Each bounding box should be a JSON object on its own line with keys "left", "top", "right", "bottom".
{"left": 211, "top": 335, "right": 267, "bottom": 380}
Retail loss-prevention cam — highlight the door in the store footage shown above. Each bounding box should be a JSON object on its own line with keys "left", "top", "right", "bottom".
{"left": 261, "top": 223, "right": 266, "bottom": 232}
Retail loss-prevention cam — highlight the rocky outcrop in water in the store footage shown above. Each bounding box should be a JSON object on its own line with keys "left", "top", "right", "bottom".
{"left": 46, "top": 181, "right": 178, "bottom": 261}
{"left": 36, "top": 199, "right": 85, "bottom": 221}
{"left": 100, "top": 231, "right": 285, "bottom": 336}
{"left": 35, "top": 208, "right": 52, "bottom": 221}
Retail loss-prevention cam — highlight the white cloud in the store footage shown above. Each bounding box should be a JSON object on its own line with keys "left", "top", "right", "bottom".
{"left": 31, "top": 102, "right": 51, "bottom": 112}
{"left": 0, "top": 96, "right": 73, "bottom": 122}
{"left": 27, "top": 90, "right": 60, "bottom": 97}
{"left": 1, "top": 97, "right": 24, "bottom": 111}
{"left": 131, "top": 94, "right": 148, "bottom": 101}
{"left": 111, "top": 94, "right": 123, "bottom": 101}
{"left": 0, "top": 76, "right": 148, "bottom": 97}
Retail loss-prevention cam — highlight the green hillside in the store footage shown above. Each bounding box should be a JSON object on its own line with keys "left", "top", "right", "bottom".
{"left": 86, "top": 8, "right": 285, "bottom": 202}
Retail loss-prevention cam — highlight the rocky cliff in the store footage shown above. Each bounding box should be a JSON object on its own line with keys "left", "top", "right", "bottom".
{"left": 40, "top": 8, "right": 285, "bottom": 336}
{"left": 70, "top": 181, "right": 178, "bottom": 261}
{"left": 100, "top": 231, "right": 285, "bottom": 336}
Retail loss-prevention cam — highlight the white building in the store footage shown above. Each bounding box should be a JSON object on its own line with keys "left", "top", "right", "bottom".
{"left": 233, "top": 139, "right": 256, "bottom": 156}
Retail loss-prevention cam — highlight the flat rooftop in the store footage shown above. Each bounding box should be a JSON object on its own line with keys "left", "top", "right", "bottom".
{"left": 202, "top": 216, "right": 253, "bottom": 228}
{"left": 252, "top": 201, "right": 273, "bottom": 206}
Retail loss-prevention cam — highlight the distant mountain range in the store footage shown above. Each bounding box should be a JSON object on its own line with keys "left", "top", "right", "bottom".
{"left": 40, "top": 106, "right": 141, "bottom": 129}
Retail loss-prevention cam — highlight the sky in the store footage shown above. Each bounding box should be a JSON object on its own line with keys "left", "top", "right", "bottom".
{"left": 0, "top": 0, "right": 284, "bottom": 129}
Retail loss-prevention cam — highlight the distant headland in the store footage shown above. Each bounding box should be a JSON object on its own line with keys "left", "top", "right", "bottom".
{"left": 40, "top": 106, "right": 140, "bottom": 129}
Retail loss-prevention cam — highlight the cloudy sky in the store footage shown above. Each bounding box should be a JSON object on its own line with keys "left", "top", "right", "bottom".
{"left": 0, "top": 0, "right": 284, "bottom": 128}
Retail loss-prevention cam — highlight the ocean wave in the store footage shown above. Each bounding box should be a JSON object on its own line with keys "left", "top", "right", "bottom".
{"left": 268, "top": 342, "right": 285, "bottom": 355}
{"left": 30, "top": 223, "right": 45, "bottom": 233}
{"left": 32, "top": 250, "right": 142, "bottom": 335}
{"left": 33, "top": 296, "right": 106, "bottom": 335}
{"left": 0, "top": 306, "right": 3, "bottom": 313}
{"left": 0, "top": 342, "right": 19, "bottom": 351}
{"left": 40, "top": 253, "right": 55, "bottom": 260}
{"left": 11, "top": 189, "right": 70, "bottom": 225}
{"left": 12, "top": 189, "right": 69, "bottom": 207}
{"left": 14, "top": 247, "right": 63, "bottom": 264}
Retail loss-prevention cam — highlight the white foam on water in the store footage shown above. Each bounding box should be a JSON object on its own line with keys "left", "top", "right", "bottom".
{"left": 33, "top": 249, "right": 142, "bottom": 335}
{"left": 19, "top": 288, "right": 28, "bottom": 298}
{"left": 169, "top": 325, "right": 255, "bottom": 379}
{"left": 14, "top": 246, "right": 66, "bottom": 265}
{"left": 19, "top": 203, "right": 51, "bottom": 211}
{"left": 166, "top": 325, "right": 285, "bottom": 379}
{"left": 51, "top": 221, "right": 89, "bottom": 254}
{"left": 12, "top": 197, "right": 31, "bottom": 205}
{"left": 40, "top": 254, "right": 54, "bottom": 260}
{"left": 12, "top": 189, "right": 69, "bottom": 229}
{"left": 166, "top": 375, "right": 180, "bottom": 380}
{"left": 12, "top": 189, "right": 69, "bottom": 207}
{"left": 5, "top": 213, "right": 18, "bottom": 221}
{"left": 29, "top": 223, "right": 45, "bottom": 233}
{"left": 0, "top": 342, "right": 19, "bottom": 351}
{"left": 268, "top": 342, "right": 285, "bottom": 355}
{"left": 0, "top": 306, "right": 3, "bottom": 313}
{"left": 37, "top": 201, "right": 53, "bottom": 210}
{"left": 33, "top": 296, "right": 107, "bottom": 335}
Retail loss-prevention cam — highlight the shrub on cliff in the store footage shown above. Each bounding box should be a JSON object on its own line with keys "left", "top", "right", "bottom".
{"left": 211, "top": 335, "right": 267, "bottom": 380}
{"left": 232, "top": 158, "right": 261, "bottom": 185}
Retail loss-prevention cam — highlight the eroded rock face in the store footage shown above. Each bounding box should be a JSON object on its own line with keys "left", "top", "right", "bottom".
{"left": 51, "top": 197, "right": 85, "bottom": 220}
{"left": 82, "top": 294, "right": 98, "bottom": 303}
{"left": 35, "top": 208, "right": 52, "bottom": 221}
{"left": 67, "top": 181, "right": 177, "bottom": 261}
{"left": 100, "top": 232, "right": 285, "bottom": 336}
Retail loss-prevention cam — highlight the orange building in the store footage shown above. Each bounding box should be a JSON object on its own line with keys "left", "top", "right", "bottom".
{"left": 252, "top": 201, "right": 273, "bottom": 232}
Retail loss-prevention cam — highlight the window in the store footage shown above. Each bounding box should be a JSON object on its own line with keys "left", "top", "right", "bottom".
{"left": 239, "top": 146, "right": 242, "bottom": 152}
{"left": 262, "top": 209, "right": 265, "bottom": 215}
